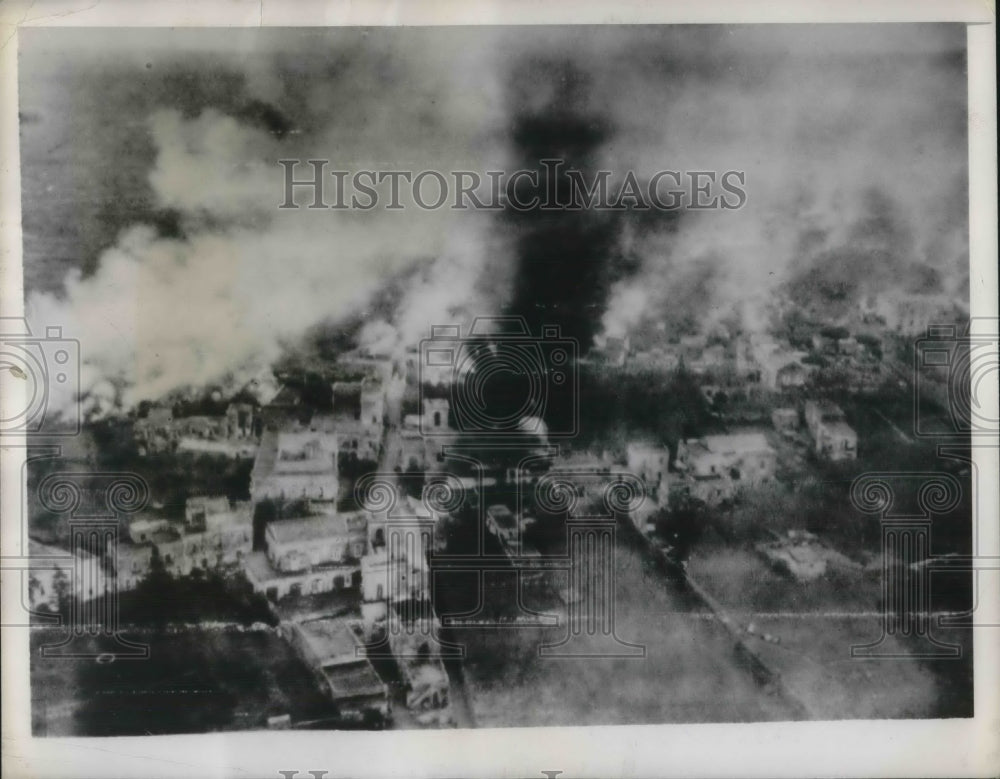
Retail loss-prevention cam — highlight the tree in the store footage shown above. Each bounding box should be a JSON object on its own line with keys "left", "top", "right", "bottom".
{"left": 51, "top": 567, "right": 72, "bottom": 617}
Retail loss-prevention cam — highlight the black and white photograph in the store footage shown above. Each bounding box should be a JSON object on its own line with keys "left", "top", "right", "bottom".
{"left": 1, "top": 3, "right": 997, "bottom": 778}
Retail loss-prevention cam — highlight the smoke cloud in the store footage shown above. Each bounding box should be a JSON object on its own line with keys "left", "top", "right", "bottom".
{"left": 23, "top": 29, "right": 512, "bottom": 413}
{"left": 19, "top": 25, "right": 968, "bottom": 417}
{"left": 590, "top": 25, "right": 968, "bottom": 339}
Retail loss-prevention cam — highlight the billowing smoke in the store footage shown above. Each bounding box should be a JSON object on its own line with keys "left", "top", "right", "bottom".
{"left": 23, "top": 29, "right": 513, "bottom": 415}
{"left": 20, "top": 25, "right": 968, "bottom": 419}
{"left": 591, "top": 24, "right": 968, "bottom": 341}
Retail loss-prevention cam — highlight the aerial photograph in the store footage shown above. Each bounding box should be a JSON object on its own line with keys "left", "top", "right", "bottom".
{"left": 9, "top": 23, "right": 978, "bottom": 736}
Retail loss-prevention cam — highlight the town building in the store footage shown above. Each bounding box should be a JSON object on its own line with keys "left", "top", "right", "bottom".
{"left": 628, "top": 345, "right": 681, "bottom": 374}
{"left": 267, "top": 513, "right": 367, "bottom": 573}
{"left": 756, "top": 530, "right": 862, "bottom": 581}
{"left": 329, "top": 378, "right": 385, "bottom": 464}
{"left": 361, "top": 529, "right": 430, "bottom": 600}
{"left": 245, "top": 511, "right": 366, "bottom": 601}
{"left": 804, "top": 400, "right": 858, "bottom": 460}
{"left": 113, "top": 543, "right": 155, "bottom": 592}
{"left": 283, "top": 616, "right": 390, "bottom": 724}
{"left": 882, "top": 293, "right": 968, "bottom": 335}
{"left": 759, "top": 350, "right": 810, "bottom": 391}
{"left": 733, "top": 338, "right": 762, "bottom": 382}
{"left": 595, "top": 335, "right": 629, "bottom": 367}
{"left": 421, "top": 397, "right": 450, "bottom": 433}
{"left": 675, "top": 432, "right": 777, "bottom": 506}
{"left": 395, "top": 397, "right": 453, "bottom": 472}
{"left": 250, "top": 427, "right": 339, "bottom": 506}
{"left": 114, "top": 497, "right": 253, "bottom": 587}
{"left": 225, "top": 402, "right": 257, "bottom": 438}
{"left": 687, "top": 343, "right": 728, "bottom": 376}
{"left": 771, "top": 407, "right": 800, "bottom": 434}
{"left": 134, "top": 402, "right": 260, "bottom": 457}
{"left": 626, "top": 442, "right": 671, "bottom": 497}
{"left": 813, "top": 419, "right": 858, "bottom": 461}
{"left": 678, "top": 432, "right": 777, "bottom": 482}
{"left": 258, "top": 382, "right": 308, "bottom": 430}
{"left": 397, "top": 426, "right": 430, "bottom": 473}
{"left": 385, "top": 600, "right": 452, "bottom": 723}
{"left": 804, "top": 400, "right": 844, "bottom": 437}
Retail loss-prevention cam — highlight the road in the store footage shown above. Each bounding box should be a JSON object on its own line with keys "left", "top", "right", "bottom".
{"left": 373, "top": 370, "right": 477, "bottom": 729}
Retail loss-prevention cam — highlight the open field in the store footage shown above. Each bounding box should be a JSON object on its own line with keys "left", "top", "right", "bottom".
{"left": 452, "top": 544, "right": 794, "bottom": 727}
{"left": 30, "top": 628, "right": 335, "bottom": 736}
{"left": 687, "top": 542, "right": 973, "bottom": 719}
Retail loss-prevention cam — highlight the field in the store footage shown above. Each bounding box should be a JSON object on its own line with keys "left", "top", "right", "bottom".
{"left": 687, "top": 542, "right": 973, "bottom": 719}
{"left": 450, "top": 543, "right": 794, "bottom": 727}
{"left": 30, "top": 628, "right": 335, "bottom": 736}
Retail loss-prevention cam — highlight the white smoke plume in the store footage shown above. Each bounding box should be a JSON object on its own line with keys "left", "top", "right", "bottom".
{"left": 20, "top": 26, "right": 969, "bottom": 419}
{"left": 24, "top": 29, "right": 512, "bottom": 414}
{"left": 594, "top": 25, "right": 968, "bottom": 341}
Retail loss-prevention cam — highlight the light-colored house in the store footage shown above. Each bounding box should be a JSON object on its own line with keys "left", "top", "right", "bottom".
{"left": 266, "top": 514, "right": 365, "bottom": 573}
{"left": 133, "top": 406, "right": 175, "bottom": 453}
{"left": 688, "top": 343, "right": 727, "bottom": 375}
{"left": 759, "top": 350, "right": 810, "bottom": 391}
{"left": 127, "top": 515, "right": 172, "bottom": 544}
{"left": 678, "top": 432, "right": 777, "bottom": 483}
{"left": 626, "top": 442, "right": 670, "bottom": 494}
{"left": 329, "top": 377, "right": 385, "bottom": 461}
{"left": 775, "top": 362, "right": 808, "bottom": 389}
{"left": 628, "top": 345, "right": 681, "bottom": 373}
{"left": 244, "top": 551, "right": 359, "bottom": 602}
{"left": 804, "top": 400, "right": 845, "bottom": 437}
{"left": 804, "top": 401, "right": 857, "bottom": 460}
{"left": 814, "top": 419, "right": 858, "bottom": 461}
{"left": 885, "top": 293, "right": 966, "bottom": 335}
{"left": 598, "top": 336, "right": 630, "bottom": 367}
{"left": 251, "top": 428, "right": 339, "bottom": 505}
{"left": 116, "top": 497, "right": 253, "bottom": 587}
{"left": 771, "top": 407, "right": 799, "bottom": 433}
{"left": 360, "top": 498, "right": 435, "bottom": 626}
{"left": 284, "top": 616, "right": 389, "bottom": 722}
{"left": 675, "top": 432, "right": 777, "bottom": 506}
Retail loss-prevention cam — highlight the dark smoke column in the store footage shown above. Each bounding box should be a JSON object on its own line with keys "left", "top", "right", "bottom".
{"left": 501, "top": 60, "right": 625, "bottom": 435}
{"left": 504, "top": 60, "right": 621, "bottom": 346}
